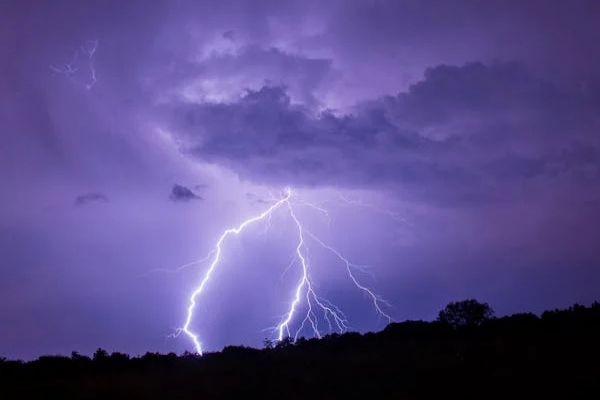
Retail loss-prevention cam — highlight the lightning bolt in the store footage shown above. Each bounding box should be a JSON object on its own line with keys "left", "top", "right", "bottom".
{"left": 178, "top": 189, "right": 293, "bottom": 354}
{"left": 174, "top": 188, "right": 393, "bottom": 355}
{"left": 50, "top": 39, "right": 98, "bottom": 90}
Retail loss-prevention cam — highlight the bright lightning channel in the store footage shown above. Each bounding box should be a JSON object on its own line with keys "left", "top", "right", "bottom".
{"left": 176, "top": 188, "right": 393, "bottom": 355}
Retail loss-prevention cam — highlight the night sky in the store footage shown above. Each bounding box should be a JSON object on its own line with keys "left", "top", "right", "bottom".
{"left": 1, "top": 0, "right": 599, "bottom": 360}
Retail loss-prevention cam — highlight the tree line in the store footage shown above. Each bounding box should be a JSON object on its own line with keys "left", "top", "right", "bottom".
{"left": 1, "top": 299, "right": 599, "bottom": 399}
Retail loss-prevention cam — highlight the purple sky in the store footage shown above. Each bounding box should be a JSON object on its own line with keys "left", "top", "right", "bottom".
{"left": 1, "top": 0, "right": 599, "bottom": 360}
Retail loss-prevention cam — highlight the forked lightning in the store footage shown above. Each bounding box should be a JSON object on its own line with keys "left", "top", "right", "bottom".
{"left": 175, "top": 188, "right": 392, "bottom": 355}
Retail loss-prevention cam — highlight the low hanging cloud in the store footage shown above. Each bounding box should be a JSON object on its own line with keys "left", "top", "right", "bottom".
{"left": 164, "top": 61, "right": 599, "bottom": 206}
{"left": 169, "top": 184, "right": 204, "bottom": 202}
{"left": 74, "top": 193, "right": 109, "bottom": 206}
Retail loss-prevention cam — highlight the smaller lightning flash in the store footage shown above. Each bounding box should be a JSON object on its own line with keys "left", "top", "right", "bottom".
{"left": 80, "top": 40, "right": 98, "bottom": 89}
{"left": 50, "top": 50, "right": 79, "bottom": 77}
{"left": 50, "top": 39, "right": 98, "bottom": 90}
{"left": 339, "top": 194, "right": 412, "bottom": 226}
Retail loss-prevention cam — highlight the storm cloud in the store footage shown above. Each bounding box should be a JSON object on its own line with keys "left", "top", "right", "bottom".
{"left": 165, "top": 61, "right": 599, "bottom": 205}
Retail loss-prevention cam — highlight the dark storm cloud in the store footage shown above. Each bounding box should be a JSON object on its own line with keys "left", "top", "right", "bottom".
{"left": 169, "top": 184, "right": 203, "bottom": 202}
{"left": 74, "top": 193, "right": 109, "bottom": 206}
{"left": 167, "top": 61, "right": 599, "bottom": 205}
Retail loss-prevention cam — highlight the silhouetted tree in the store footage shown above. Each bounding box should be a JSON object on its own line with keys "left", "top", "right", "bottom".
{"left": 275, "top": 337, "right": 294, "bottom": 350}
{"left": 263, "top": 338, "right": 274, "bottom": 350}
{"left": 295, "top": 336, "right": 308, "bottom": 346}
{"left": 93, "top": 348, "right": 109, "bottom": 362}
{"left": 181, "top": 350, "right": 201, "bottom": 361}
{"left": 109, "top": 352, "right": 130, "bottom": 365}
{"left": 437, "top": 299, "right": 494, "bottom": 328}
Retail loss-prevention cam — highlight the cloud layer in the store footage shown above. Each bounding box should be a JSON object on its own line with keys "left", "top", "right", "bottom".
{"left": 165, "top": 61, "right": 599, "bottom": 206}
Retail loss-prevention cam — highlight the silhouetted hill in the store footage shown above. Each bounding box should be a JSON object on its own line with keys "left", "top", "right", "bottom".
{"left": 1, "top": 300, "right": 599, "bottom": 399}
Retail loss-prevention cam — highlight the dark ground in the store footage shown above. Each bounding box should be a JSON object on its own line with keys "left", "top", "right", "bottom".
{"left": 1, "top": 300, "right": 599, "bottom": 399}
